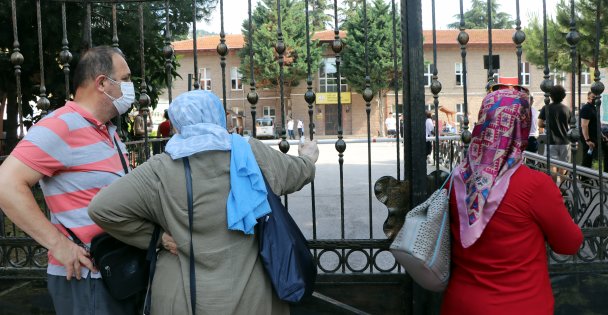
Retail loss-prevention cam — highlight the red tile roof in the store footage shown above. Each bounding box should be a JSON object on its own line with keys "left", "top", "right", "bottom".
{"left": 172, "top": 29, "right": 514, "bottom": 52}
{"left": 423, "top": 29, "right": 514, "bottom": 46}
{"left": 311, "top": 30, "right": 347, "bottom": 41}
{"left": 173, "top": 34, "right": 245, "bottom": 52}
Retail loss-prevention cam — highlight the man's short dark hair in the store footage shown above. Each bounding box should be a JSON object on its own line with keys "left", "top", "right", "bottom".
{"left": 72, "top": 46, "right": 125, "bottom": 91}
{"left": 550, "top": 85, "right": 566, "bottom": 103}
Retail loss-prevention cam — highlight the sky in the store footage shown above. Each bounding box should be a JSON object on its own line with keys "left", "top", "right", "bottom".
{"left": 197, "top": 0, "right": 562, "bottom": 35}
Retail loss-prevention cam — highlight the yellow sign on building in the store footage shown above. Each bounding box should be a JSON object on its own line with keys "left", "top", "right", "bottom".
{"left": 316, "top": 92, "right": 352, "bottom": 105}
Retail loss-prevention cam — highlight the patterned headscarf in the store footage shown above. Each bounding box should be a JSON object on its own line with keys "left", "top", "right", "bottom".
{"left": 453, "top": 86, "right": 531, "bottom": 248}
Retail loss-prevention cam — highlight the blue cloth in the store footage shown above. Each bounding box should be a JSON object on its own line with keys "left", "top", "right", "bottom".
{"left": 227, "top": 134, "right": 271, "bottom": 234}
{"left": 165, "top": 90, "right": 231, "bottom": 158}
{"left": 165, "top": 90, "right": 270, "bottom": 234}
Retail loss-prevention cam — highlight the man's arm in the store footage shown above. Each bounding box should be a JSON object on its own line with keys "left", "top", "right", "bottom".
{"left": 0, "top": 156, "right": 94, "bottom": 279}
{"left": 538, "top": 119, "right": 546, "bottom": 129}
{"left": 580, "top": 119, "right": 595, "bottom": 148}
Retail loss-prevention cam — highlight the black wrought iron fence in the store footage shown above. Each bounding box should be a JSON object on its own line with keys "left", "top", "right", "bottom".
{"left": 1, "top": 0, "right": 608, "bottom": 314}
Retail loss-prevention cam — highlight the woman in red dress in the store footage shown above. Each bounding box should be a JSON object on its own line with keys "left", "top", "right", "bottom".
{"left": 441, "top": 85, "right": 583, "bottom": 315}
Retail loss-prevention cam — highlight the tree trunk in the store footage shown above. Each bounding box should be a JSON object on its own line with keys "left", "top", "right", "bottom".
{"left": 378, "top": 91, "right": 385, "bottom": 137}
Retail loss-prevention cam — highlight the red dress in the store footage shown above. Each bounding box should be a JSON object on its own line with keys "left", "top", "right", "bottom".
{"left": 441, "top": 166, "right": 582, "bottom": 315}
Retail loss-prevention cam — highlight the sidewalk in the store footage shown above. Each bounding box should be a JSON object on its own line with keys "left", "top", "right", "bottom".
{"left": 0, "top": 280, "right": 53, "bottom": 315}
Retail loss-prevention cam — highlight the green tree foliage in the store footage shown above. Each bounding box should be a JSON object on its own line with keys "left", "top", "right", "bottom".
{"left": 447, "top": 0, "right": 514, "bottom": 29}
{"left": 0, "top": 0, "right": 214, "bottom": 146}
{"left": 523, "top": 0, "right": 607, "bottom": 75}
{"left": 341, "top": 0, "right": 401, "bottom": 126}
{"left": 238, "top": 0, "right": 323, "bottom": 93}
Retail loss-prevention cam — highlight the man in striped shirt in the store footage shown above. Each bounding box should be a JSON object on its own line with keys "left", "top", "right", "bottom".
{"left": 0, "top": 46, "right": 137, "bottom": 314}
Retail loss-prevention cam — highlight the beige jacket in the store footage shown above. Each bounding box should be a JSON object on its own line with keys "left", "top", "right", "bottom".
{"left": 89, "top": 138, "right": 315, "bottom": 315}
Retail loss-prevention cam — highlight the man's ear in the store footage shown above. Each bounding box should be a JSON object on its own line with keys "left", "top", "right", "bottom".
{"left": 94, "top": 75, "right": 107, "bottom": 92}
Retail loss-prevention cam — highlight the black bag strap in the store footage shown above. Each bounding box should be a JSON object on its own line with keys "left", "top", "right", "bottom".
{"left": 183, "top": 157, "right": 196, "bottom": 315}
{"left": 143, "top": 225, "right": 161, "bottom": 315}
{"left": 65, "top": 136, "right": 128, "bottom": 247}
{"left": 113, "top": 136, "right": 129, "bottom": 174}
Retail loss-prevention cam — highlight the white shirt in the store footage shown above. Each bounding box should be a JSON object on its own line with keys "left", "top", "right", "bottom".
{"left": 425, "top": 118, "right": 435, "bottom": 138}
{"left": 287, "top": 120, "right": 294, "bottom": 130}
{"left": 385, "top": 117, "right": 397, "bottom": 130}
{"left": 530, "top": 107, "right": 539, "bottom": 137}
{"left": 297, "top": 120, "right": 303, "bottom": 129}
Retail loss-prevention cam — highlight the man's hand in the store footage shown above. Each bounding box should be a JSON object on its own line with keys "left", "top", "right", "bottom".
{"left": 162, "top": 232, "right": 178, "bottom": 255}
{"left": 49, "top": 236, "right": 95, "bottom": 280}
{"left": 587, "top": 140, "right": 596, "bottom": 150}
{"left": 298, "top": 139, "right": 319, "bottom": 163}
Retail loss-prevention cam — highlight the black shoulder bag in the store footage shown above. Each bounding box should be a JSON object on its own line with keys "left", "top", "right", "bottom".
{"left": 83, "top": 137, "right": 160, "bottom": 300}
{"left": 257, "top": 176, "right": 317, "bottom": 303}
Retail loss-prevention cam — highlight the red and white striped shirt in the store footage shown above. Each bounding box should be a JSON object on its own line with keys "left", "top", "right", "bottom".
{"left": 11, "top": 101, "right": 128, "bottom": 278}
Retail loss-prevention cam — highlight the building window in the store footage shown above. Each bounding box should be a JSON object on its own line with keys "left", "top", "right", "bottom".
{"left": 581, "top": 67, "right": 591, "bottom": 85}
{"left": 456, "top": 103, "right": 464, "bottom": 132}
{"left": 263, "top": 106, "right": 275, "bottom": 118}
{"left": 319, "top": 58, "right": 348, "bottom": 92}
{"left": 199, "top": 68, "right": 211, "bottom": 90}
{"left": 455, "top": 63, "right": 463, "bottom": 86}
{"left": 424, "top": 63, "right": 434, "bottom": 87}
{"left": 425, "top": 104, "right": 435, "bottom": 112}
{"left": 231, "top": 67, "right": 243, "bottom": 90}
{"left": 548, "top": 70, "right": 565, "bottom": 86}
{"left": 521, "top": 62, "right": 530, "bottom": 86}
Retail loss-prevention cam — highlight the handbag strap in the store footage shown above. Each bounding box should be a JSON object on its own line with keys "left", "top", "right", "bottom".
{"left": 113, "top": 136, "right": 129, "bottom": 174}
{"left": 65, "top": 136, "right": 127, "bottom": 248}
{"left": 143, "top": 225, "right": 161, "bottom": 315}
{"left": 183, "top": 157, "right": 196, "bottom": 315}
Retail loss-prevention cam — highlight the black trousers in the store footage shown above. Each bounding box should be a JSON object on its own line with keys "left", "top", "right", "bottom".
{"left": 581, "top": 139, "right": 608, "bottom": 172}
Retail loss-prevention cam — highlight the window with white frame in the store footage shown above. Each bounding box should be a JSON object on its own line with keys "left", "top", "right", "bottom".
{"left": 231, "top": 67, "right": 243, "bottom": 90}
{"left": 550, "top": 71, "right": 566, "bottom": 86}
{"left": 581, "top": 67, "right": 591, "bottom": 85}
{"left": 425, "top": 104, "right": 435, "bottom": 112}
{"left": 424, "top": 63, "right": 434, "bottom": 87}
{"left": 199, "top": 68, "right": 211, "bottom": 90}
{"left": 521, "top": 62, "right": 530, "bottom": 86}
{"left": 263, "top": 106, "right": 275, "bottom": 118}
{"left": 455, "top": 62, "right": 463, "bottom": 86}
{"left": 319, "top": 57, "right": 348, "bottom": 92}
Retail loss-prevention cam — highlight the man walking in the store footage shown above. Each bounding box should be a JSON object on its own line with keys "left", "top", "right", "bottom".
{"left": 287, "top": 117, "right": 295, "bottom": 140}
{"left": 385, "top": 112, "right": 396, "bottom": 137}
{"left": 297, "top": 119, "right": 304, "bottom": 139}
{"left": 538, "top": 85, "right": 571, "bottom": 182}
{"left": 580, "top": 91, "right": 608, "bottom": 172}
{"left": 0, "top": 46, "right": 138, "bottom": 314}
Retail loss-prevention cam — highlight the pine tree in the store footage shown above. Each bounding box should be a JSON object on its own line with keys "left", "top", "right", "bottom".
{"left": 341, "top": 0, "right": 401, "bottom": 136}
{"left": 447, "top": 0, "right": 514, "bottom": 29}
{"left": 238, "top": 0, "right": 323, "bottom": 102}
{"left": 523, "top": 0, "right": 608, "bottom": 75}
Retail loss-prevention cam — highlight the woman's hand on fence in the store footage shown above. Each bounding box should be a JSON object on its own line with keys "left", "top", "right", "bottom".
{"left": 298, "top": 139, "right": 319, "bottom": 163}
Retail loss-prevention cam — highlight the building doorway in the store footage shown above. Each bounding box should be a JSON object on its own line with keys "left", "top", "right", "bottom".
{"left": 324, "top": 105, "right": 338, "bottom": 135}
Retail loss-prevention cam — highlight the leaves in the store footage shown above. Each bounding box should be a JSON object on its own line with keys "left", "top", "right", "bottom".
{"left": 524, "top": 0, "right": 608, "bottom": 74}
{"left": 447, "top": 0, "right": 515, "bottom": 29}
{"left": 341, "top": 0, "right": 401, "bottom": 97}
{"left": 238, "top": 0, "right": 324, "bottom": 91}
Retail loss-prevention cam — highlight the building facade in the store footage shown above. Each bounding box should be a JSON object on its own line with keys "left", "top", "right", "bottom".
{"left": 162, "top": 29, "right": 590, "bottom": 137}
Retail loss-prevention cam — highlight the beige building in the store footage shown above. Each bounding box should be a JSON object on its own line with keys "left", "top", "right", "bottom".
{"left": 163, "top": 29, "right": 591, "bottom": 136}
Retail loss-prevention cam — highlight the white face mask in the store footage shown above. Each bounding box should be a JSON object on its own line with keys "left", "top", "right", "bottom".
{"left": 104, "top": 77, "right": 135, "bottom": 115}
